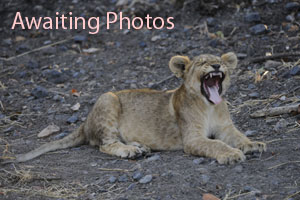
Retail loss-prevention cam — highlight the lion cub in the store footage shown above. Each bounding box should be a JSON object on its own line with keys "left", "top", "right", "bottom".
{"left": 10, "top": 52, "right": 266, "bottom": 165}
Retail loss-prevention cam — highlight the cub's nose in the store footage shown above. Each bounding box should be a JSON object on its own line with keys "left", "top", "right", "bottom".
{"left": 211, "top": 64, "right": 220, "bottom": 70}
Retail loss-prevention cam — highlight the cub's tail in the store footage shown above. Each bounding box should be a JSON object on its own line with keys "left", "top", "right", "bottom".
{"left": 2, "top": 124, "right": 86, "bottom": 164}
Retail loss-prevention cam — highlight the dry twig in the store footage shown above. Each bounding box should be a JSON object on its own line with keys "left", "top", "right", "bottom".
{"left": 250, "top": 104, "right": 300, "bottom": 118}
{"left": 268, "top": 161, "right": 300, "bottom": 170}
{"left": 0, "top": 38, "right": 73, "bottom": 61}
{"left": 246, "top": 52, "right": 300, "bottom": 63}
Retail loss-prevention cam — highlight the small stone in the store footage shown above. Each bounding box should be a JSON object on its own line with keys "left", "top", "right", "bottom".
{"left": 245, "top": 12, "right": 261, "bottom": 23}
{"left": 200, "top": 174, "right": 210, "bottom": 185}
{"left": 196, "top": 168, "right": 209, "bottom": 174}
{"left": 3, "top": 38, "right": 12, "bottom": 46}
{"left": 16, "top": 44, "right": 30, "bottom": 53}
{"left": 206, "top": 17, "right": 217, "bottom": 26}
{"left": 109, "top": 176, "right": 117, "bottom": 183}
{"left": 250, "top": 24, "right": 268, "bottom": 35}
{"left": 193, "top": 158, "right": 205, "bottom": 164}
{"left": 90, "top": 162, "right": 97, "bottom": 167}
{"left": 26, "top": 60, "right": 39, "bottom": 69}
{"left": 33, "top": 5, "right": 43, "bottom": 12}
{"left": 264, "top": 60, "right": 281, "bottom": 69}
{"left": 31, "top": 86, "right": 49, "bottom": 98}
{"left": 285, "top": 2, "right": 300, "bottom": 12}
{"left": 233, "top": 165, "right": 243, "bottom": 173}
{"left": 245, "top": 130, "right": 256, "bottom": 137}
{"left": 132, "top": 171, "right": 143, "bottom": 180}
{"left": 42, "top": 46, "right": 56, "bottom": 55}
{"left": 127, "top": 183, "right": 136, "bottom": 190}
{"left": 151, "top": 35, "right": 161, "bottom": 42}
{"left": 237, "top": 53, "right": 247, "bottom": 59}
{"left": 146, "top": 154, "right": 160, "bottom": 162}
{"left": 247, "top": 84, "right": 256, "bottom": 89}
{"left": 274, "top": 119, "right": 288, "bottom": 131}
{"left": 118, "top": 174, "right": 128, "bottom": 182}
{"left": 54, "top": 131, "right": 70, "bottom": 139}
{"left": 38, "top": 125, "right": 60, "bottom": 138}
{"left": 53, "top": 95, "right": 65, "bottom": 102}
{"left": 139, "top": 175, "right": 153, "bottom": 184}
{"left": 279, "top": 96, "right": 286, "bottom": 101}
{"left": 42, "top": 69, "right": 69, "bottom": 84}
{"left": 289, "top": 66, "right": 300, "bottom": 76}
{"left": 248, "top": 92, "right": 259, "bottom": 98}
{"left": 286, "top": 15, "right": 295, "bottom": 22}
{"left": 74, "top": 35, "right": 87, "bottom": 42}
{"left": 67, "top": 115, "right": 78, "bottom": 124}
{"left": 139, "top": 41, "right": 147, "bottom": 48}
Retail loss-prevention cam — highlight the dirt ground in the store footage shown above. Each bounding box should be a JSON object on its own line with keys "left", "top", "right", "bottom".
{"left": 1, "top": 0, "right": 300, "bottom": 199}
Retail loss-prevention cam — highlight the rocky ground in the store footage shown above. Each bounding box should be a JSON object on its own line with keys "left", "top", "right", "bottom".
{"left": 0, "top": 0, "right": 300, "bottom": 199}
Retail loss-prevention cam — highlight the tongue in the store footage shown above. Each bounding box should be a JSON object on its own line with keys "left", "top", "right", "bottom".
{"left": 208, "top": 86, "right": 222, "bottom": 104}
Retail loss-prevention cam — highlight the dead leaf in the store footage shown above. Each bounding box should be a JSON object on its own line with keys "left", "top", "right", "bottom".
{"left": 71, "top": 89, "right": 80, "bottom": 97}
{"left": 71, "top": 103, "right": 80, "bottom": 111}
{"left": 15, "top": 36, "right": 26, "bottom": 42}
{"left": 203, "top": 193, "right": 220, "bottom": 200}
{"left": 38, "top": 125, "right": 60, "bottom": 138}
{"left": 82, "top": 48, "right": 100, "bottom": 54}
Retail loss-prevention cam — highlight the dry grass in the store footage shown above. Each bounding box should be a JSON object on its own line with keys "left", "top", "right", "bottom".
{"left": 0, "top": 165, "right": 86, "bottom": 199}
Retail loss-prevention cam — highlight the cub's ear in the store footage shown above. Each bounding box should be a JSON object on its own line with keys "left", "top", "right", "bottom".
{"left": 169, "top": 55, "right": 191, "bottom": 78}
{"left": 221, "top": 52, "right": 238, "bottom": 70}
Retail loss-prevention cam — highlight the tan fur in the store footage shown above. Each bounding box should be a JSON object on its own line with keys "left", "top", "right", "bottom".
{"left": 8, "top": 52, "right": 266, "bottom": 165}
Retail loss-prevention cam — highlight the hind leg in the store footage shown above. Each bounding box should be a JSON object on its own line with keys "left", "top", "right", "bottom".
{"left": 86, "top": 92, "right": 149, "bottom": 159}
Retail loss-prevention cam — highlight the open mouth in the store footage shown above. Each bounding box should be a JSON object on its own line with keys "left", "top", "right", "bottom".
{"left": 201, "top": 71, "right": 225, "bottom": 105}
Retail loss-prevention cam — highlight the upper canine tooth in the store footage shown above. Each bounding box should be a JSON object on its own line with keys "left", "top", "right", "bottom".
{"left": 210, "top": 73, "right": 213, "bottom": 78}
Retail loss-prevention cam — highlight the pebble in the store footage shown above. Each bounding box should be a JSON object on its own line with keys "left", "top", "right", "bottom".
{"left": 139, "top": 175, "right": 153, "bottom": 184}
{"left": 193, "top": 158, "right": 205, "bottom": 164}
{"left": 146, "top": 154, "right": 161, "bottom": 162}
{"left": 247, "top": 84, "right": 256, "bottom": 89}
{"left": 3, "top": 38, "right": 12, "bottom": 46}
{"left": 274, "top": 119, "right": 288, "bottom": 131}
{"left": 42, "top": 69, "right": 68, "bottom": 84}
{"left": 151, "top": 35, "right": 161, "bottom": 42}
{"left": 200, "top": 174, "right": 210, "bottom": 185}
{"left": 53, "top": 94, "right": 65, "bottom": 102}
{"left": 118, "top": 174, "right": 128, "bottom": 182}
{"left": 243, "top": 186, "right": 261, "bottom": 195}
{"left": 33, "top": 5, "right": 43, "bottom": 12}
{"left": 286, "top": 15, "right": 295, "bottom": 22}
{"left": 31, "top": 86, "right": 49, "bottom": 98}
{"left": 16, "top": 44, "right": 30, "bottom": 53}
{"left": 139, "top": 41, "right": 147, "bottom": 48}
{"left": 109, "top": 176, "right": 117, "bottom": 183}
{"left": 248, "top": 92, "right": 259, "bottom": 98}
{"left": 42, "top": 47, "right": 56, "bottom": 55}
{"left": 289, "top": 66, "right": 300, "bottom": 76}
{"left": 245, "top": 130, "right": 256, "bottom": 137}
{"left": 196, "top": 168, "right": 209, "bottom": 174}
{"left": 285, "top": 2, "right": 300, "bottom": 12}
{"left": 67, "top": 115, "right": 78, "bottom": 124}
{"left": 127, "top": 183, "right": 136, "bottom": 190}
{"left": 206, "top": 17, "right": 217, "bottom": 26}
{"left": 250, "top": 24, "right": 268, "bottom": 35}
{"left": 244, "top": 12, "right": 261, "bottom": 23}
{"left": 74, "top": 35, "right": 87, "bottom": 42}
{"left": 233, "top": 165, "right": 243, "bottom": 173}
{"left": 132, "top": 171, "right": 143, "bottom": 180}
{"left": 26, "top": 60, "right": 39, "bottom": 69}
{"left": 90, "top": 162, "right": 97, "bottom": 167}
{"left": 264, "top": 60, "right": 281, "bottom": 69}
{"left": 236, "top": 53, "right": 247, "bottom": 59}
{"left": 54, "top": 131, "right": 70, "bottom": 139}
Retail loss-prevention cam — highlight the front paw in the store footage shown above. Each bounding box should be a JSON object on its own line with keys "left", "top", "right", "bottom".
{"left": 238, "top": 141, "right": 266, "bottom": 154}
{"left": 216, "top": 149, "right": 245, "bottom": 165}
